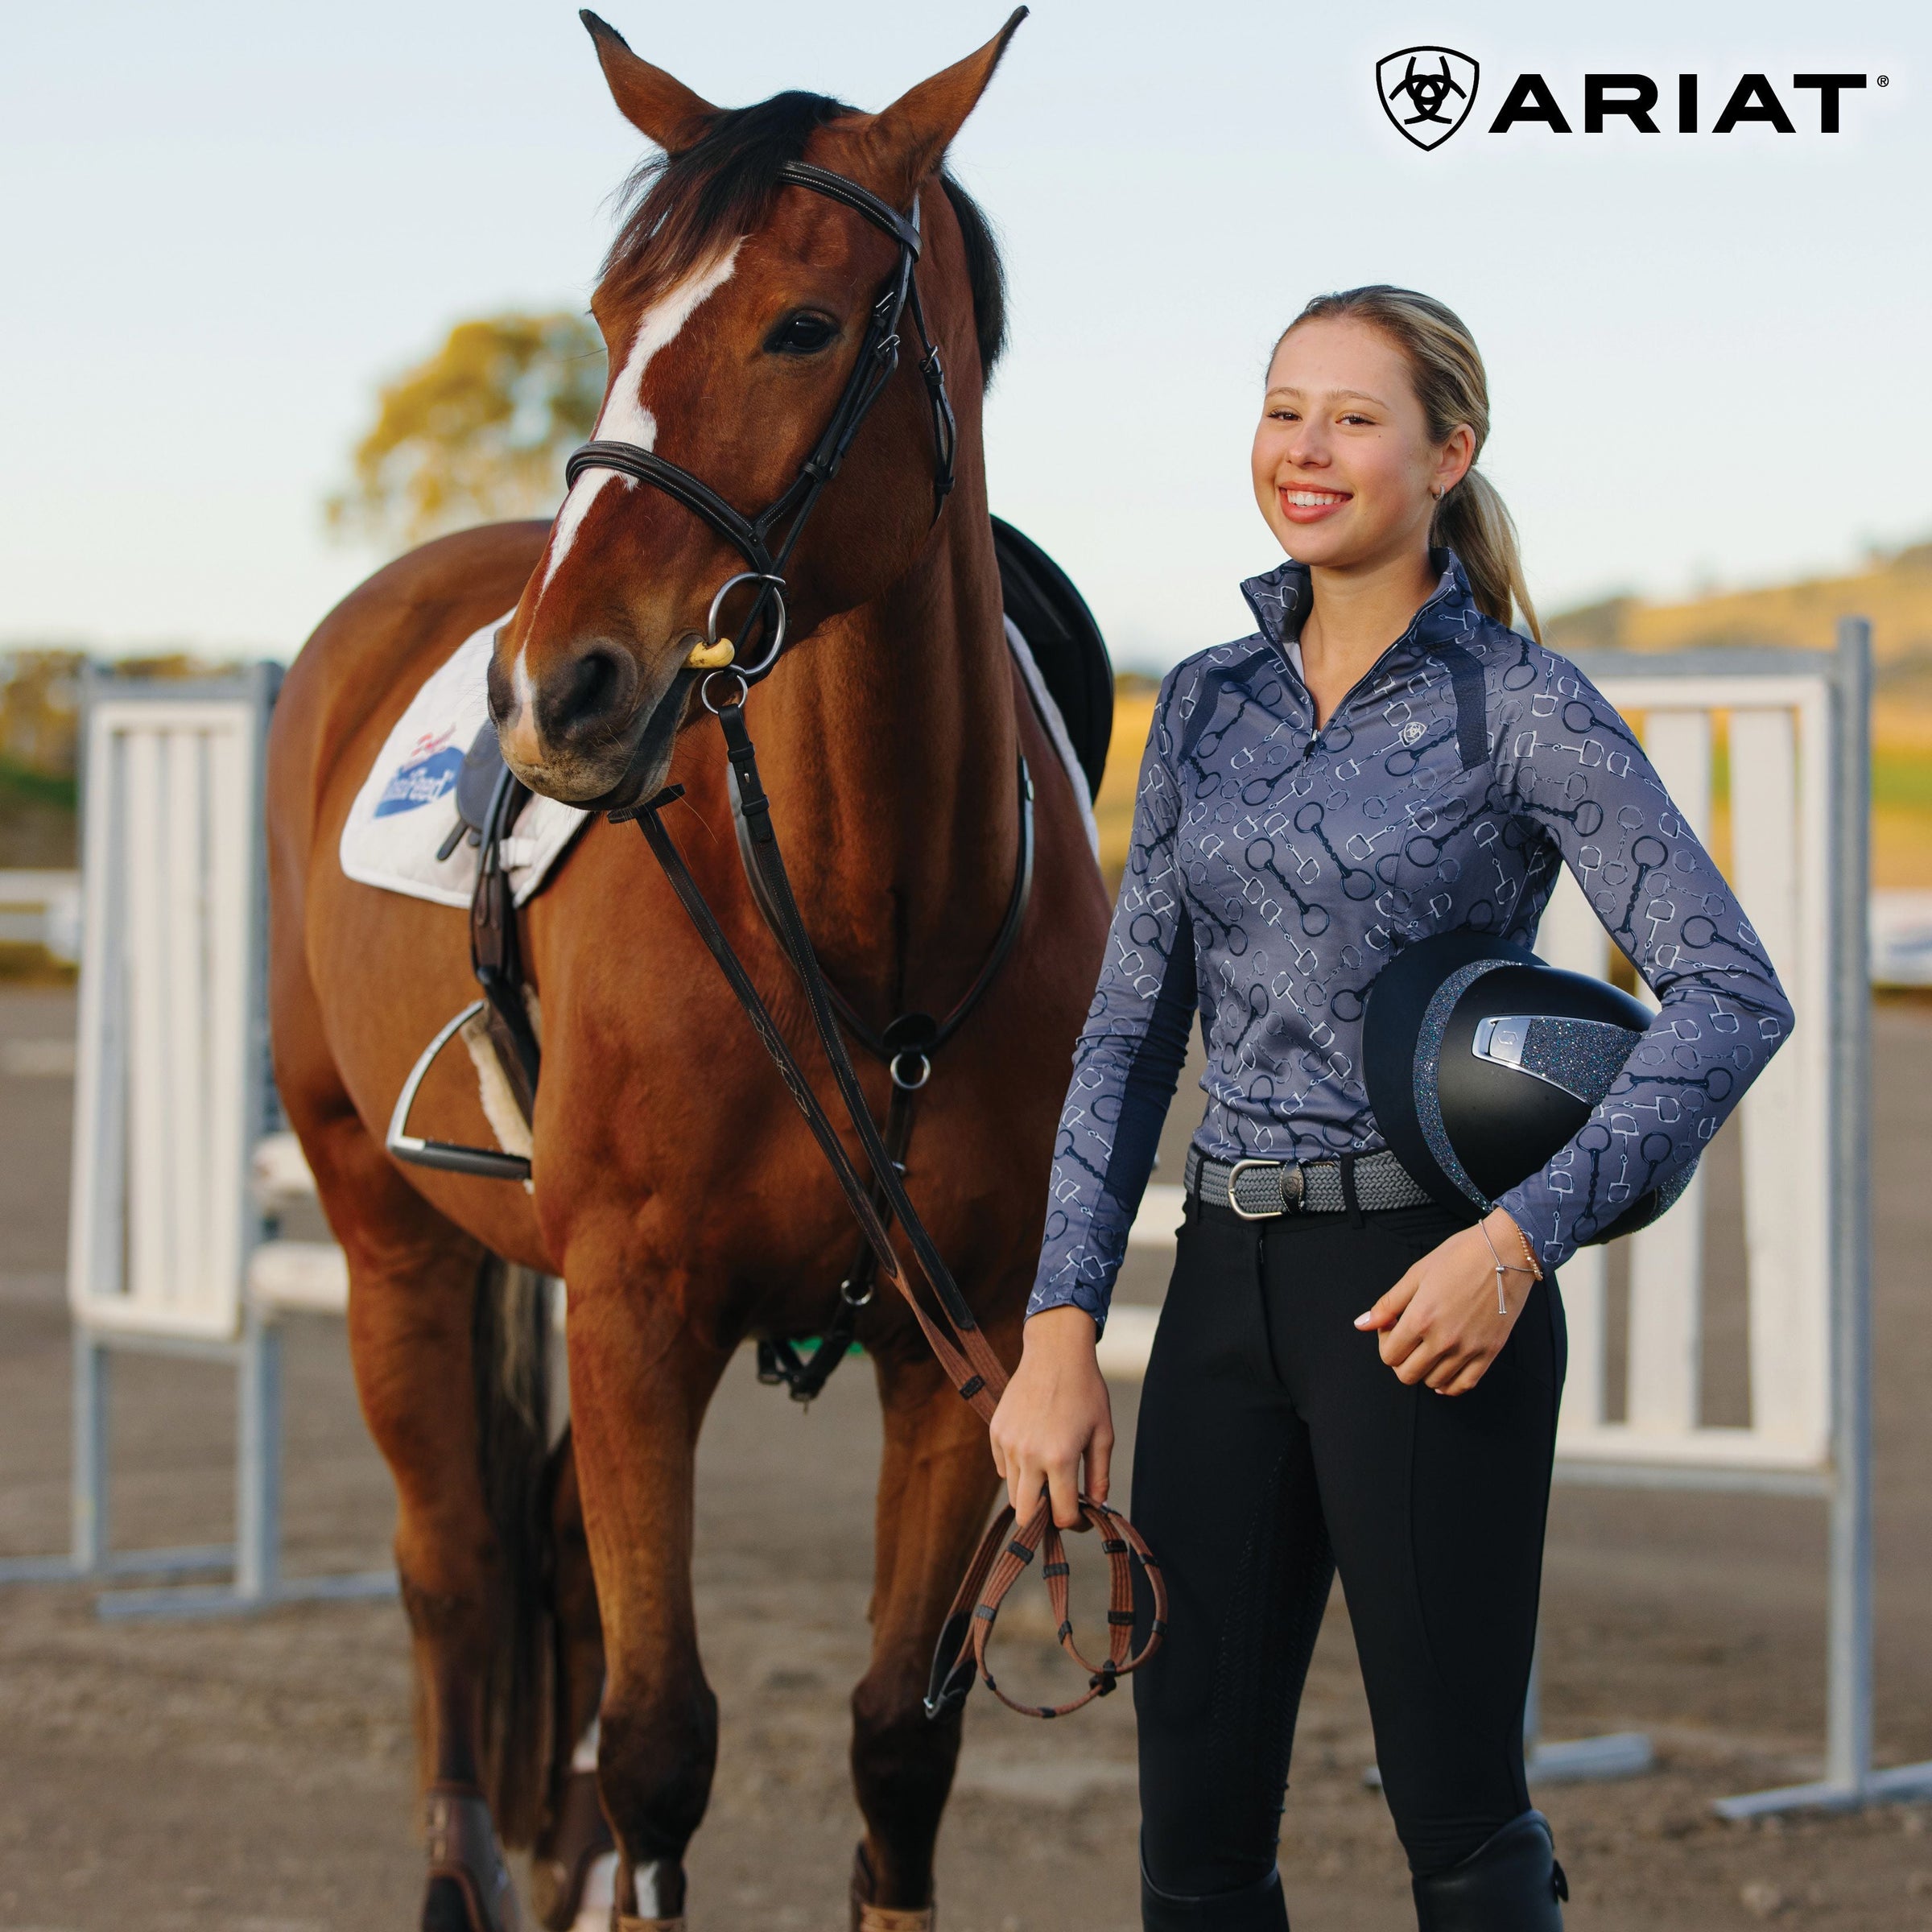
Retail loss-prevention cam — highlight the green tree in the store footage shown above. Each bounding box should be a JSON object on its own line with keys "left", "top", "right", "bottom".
{"left": 328, "top": 312, "right": 606, "bottom": 550}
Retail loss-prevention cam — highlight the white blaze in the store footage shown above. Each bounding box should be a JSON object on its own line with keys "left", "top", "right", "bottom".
{"left": 538, "top": 242, "right": 744, "bottom": 600}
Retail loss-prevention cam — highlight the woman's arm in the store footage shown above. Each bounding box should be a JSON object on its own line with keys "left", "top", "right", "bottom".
{"left": 1492, "top": 657, "right": 1797, "bottom": 1270}
{"left": 1358, "top": 652, "right": 1798, "bottom": 1395}
{"left": 993, "top": 678, "right": 1196, "bottom": 1525}
{"left": 1026, "top": 674, "right": 1198, "bottom": 1331}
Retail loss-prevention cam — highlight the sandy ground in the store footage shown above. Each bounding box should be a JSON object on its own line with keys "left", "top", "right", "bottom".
{"left": 2, "top": 987, "right": 1931, "bottom": 1930}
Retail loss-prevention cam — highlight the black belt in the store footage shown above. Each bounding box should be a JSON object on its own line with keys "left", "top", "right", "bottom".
{"left": 1185, "top": 1146, "right": 1434, "bottom": 1220}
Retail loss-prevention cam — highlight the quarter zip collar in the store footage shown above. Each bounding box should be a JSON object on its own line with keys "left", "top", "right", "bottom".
{"left": 1236, "top": 549, "right": 1472, "bottom": 721}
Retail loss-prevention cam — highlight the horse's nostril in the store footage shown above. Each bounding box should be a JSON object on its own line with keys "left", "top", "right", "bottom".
{"left": 542, "top": 646, "right": 637, "bottom": 743}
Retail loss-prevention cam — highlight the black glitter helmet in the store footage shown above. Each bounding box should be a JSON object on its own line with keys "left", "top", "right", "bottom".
{"left": 1361, "top": 930, "right": 1695, "bottom": 1244}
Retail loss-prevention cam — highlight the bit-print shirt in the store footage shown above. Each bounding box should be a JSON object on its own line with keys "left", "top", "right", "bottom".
{"left": 1028, "top": 552, "right": 1794, "bottom": 1328}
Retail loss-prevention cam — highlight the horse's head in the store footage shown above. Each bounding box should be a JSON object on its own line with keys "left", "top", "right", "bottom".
{"left": 489, "top": 9, "right": 1022, "bottom": 811}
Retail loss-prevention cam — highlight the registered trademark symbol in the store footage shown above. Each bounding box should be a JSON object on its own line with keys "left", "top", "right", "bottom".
{"left": 1878, "top": 75, "right": 1889, "bottom": 86}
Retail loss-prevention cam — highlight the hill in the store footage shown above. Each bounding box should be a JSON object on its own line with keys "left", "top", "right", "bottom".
{"left": 1547, "top": 539, "right": 1932, "bottom": 741}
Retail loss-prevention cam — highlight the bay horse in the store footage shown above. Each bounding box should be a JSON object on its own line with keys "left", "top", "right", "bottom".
{"left": 266, "top": 10, "right": 1109, "bottom": 1929}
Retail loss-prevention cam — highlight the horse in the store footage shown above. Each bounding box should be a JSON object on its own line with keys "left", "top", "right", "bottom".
{"left": 265, "top": 11, "right": 1110, "bottom": 1928}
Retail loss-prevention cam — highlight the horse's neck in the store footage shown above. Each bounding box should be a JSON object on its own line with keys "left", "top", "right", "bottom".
{"left": 753, "top": 518, "right": 1018, "bottom": 1013}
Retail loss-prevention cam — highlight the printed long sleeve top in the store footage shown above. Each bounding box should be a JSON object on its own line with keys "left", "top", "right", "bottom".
{"left": 1028, "top": 551, "right": 1795, "bottom": 1329}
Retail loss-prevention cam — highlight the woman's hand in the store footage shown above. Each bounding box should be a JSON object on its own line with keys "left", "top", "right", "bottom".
{"left": 988, "top": 1304, "right": 1114, "bottom": 1530}
{"left": 1352, "top": 1209, "right": 1539, "bottom": 1396}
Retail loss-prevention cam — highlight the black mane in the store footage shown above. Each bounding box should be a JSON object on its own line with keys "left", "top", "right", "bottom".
{"left": 602, "top": 89, "right": 1007, "bottom": 381}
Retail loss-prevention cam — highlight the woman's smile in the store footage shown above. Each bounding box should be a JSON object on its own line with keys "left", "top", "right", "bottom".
{"left": 1278, "top": 483, "right": 1352, "bottom": 523}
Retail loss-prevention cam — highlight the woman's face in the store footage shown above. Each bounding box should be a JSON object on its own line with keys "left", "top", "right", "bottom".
{"left": 1251, "top": 317, "right": 1472, "bottom": 569}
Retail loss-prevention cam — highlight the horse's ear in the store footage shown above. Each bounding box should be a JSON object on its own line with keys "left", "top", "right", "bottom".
{"left": 857, "top": 9, "right": 1028, "bottom": 203}
{"left": 580, "top": 10, "right": 719, "bottom": 154}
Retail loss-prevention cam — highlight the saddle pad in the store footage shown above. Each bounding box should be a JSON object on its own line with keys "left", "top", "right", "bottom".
{"left": 339, "top": 616, "right": 589, "bottom": 910}
{"left": 339, "top": 612, "right": 1097, "bottom": 911}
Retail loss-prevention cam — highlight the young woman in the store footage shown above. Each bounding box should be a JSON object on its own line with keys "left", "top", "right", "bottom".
{"left": 989, "top": 287, "right": 1794, "bottom": 1931}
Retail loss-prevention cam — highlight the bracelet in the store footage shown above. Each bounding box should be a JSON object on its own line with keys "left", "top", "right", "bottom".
{"left": 1479, "top": 1217, "right": 1538, "bottom": 1316}
{"left": 1512, "top": 1220, "right": 1544, "bottom": 1282}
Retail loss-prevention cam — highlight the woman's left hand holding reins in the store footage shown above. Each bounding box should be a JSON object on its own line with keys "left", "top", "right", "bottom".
{"left": 1352, "top": 1208, "right": 1540, "bottom": 1396}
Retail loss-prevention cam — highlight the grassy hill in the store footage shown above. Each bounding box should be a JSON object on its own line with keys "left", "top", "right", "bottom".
{"left": 1547, "top": 540, "right": 1932, "bottom": 887}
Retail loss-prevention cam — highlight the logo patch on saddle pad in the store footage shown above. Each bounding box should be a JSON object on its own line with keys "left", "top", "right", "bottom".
{"left": 374, "top": 727, "right": 464, "bottom": 817}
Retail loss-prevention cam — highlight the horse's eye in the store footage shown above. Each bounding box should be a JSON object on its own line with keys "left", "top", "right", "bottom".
{"left": 766, "top": 311, "right": 838, "bottom": 356}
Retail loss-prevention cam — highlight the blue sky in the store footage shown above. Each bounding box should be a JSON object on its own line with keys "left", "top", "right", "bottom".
{"left": 2, "top": 1, "right": 1925, "bottom": 667}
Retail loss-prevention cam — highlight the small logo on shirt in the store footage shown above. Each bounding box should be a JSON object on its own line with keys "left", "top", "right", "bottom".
{"left": 1398, "top": 720, "right": 1427, "bottom": 746}
{"left": 1377, "top": 47, "right": 1480, "bottom": 150}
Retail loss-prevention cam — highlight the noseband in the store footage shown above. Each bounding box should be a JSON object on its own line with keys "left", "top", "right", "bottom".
{"left": 563, "top": 159, "right": 958, "bottom": 685}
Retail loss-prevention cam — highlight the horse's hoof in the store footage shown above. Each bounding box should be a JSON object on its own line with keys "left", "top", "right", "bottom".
{"left": 531, "top": 1769, "right": 617, "bottom": 1931}
{"left": 850, "top": 1842, "right": 936, "bottom": 1932}
{"left": 423, "top": 1783, "right": 523, "bottom": 1932}
{"left": 614, "top": 1918, "right": 686, "bottom": 1930}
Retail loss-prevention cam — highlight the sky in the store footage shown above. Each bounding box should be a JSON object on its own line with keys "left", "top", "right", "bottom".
{"left": 2, "top": 0, "right": 1926, "bottom": 670}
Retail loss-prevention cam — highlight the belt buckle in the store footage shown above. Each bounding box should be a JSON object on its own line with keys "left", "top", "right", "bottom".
{"left": 1227, "top": 1158, "right": 1302, "bottom": 1220}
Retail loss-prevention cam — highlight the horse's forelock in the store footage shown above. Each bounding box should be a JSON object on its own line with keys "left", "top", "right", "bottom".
{"left": 600, "top": 91, "right": 857, "bottom": 311}
{"left": 596, "top": 90, "right": 1007, "bottom": 380}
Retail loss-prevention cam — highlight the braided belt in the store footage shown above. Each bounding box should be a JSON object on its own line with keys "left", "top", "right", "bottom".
{"left": 1186, "top": 1146, "right": 1434, "bottom": 1220}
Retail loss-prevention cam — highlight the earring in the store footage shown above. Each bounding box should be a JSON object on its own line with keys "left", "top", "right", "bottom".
{"left": 1430, "top": 484, "right": 1443, "bottom": 500}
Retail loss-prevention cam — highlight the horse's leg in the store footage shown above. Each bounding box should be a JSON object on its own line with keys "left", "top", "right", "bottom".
{"left": 564, "top": 1274, "right": 733, "bottom": 1930}
{"left": 306, "top": 1110, "right": 544, "bottom": 1932}
{"left": 848, "top": 1318, "right": 1015, "bottom": 1930}
{"left": 530, "top": 1431, "right": 617, "bottom": 1932}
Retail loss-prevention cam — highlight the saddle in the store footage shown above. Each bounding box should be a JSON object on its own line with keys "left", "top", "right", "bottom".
{"left": 991, "top": 516, "right": 1111, "bottom": 802}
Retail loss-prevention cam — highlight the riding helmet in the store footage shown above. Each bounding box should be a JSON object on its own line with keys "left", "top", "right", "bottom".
{"left": 1362, "top": 930, "right": 1695, "bottom": 1244}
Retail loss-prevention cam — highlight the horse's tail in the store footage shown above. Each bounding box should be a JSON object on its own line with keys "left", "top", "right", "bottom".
{"left": 472, "top": 1254, "right": 554, "bottom": 1847}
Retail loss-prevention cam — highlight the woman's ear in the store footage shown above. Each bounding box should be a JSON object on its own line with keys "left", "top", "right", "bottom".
{"left": 1435, "top": 423, "right": 1477, "bottom": 497}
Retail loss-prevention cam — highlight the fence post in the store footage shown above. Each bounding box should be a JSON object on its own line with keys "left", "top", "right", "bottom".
{"left": 236, "top": 1312, "right": 283, "bottom": 1604}
{"left": 70, "top": 1335, "right": 109, "bottom": 1571}
{"left": 1827, "top": 618, "right": 1874, "bottom": 1794}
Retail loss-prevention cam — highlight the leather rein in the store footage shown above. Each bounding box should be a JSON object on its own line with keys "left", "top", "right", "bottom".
{"left": 570, "top": 159, "right": 1166, "bottom": 1719}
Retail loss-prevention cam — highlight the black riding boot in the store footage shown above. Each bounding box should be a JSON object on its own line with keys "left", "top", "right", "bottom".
{"left": 1411, "top": 1810, "right": 1567, "bottom": 1930}
{"left": 1141, "top": 1862, "right": 1288, "bottom": 1931}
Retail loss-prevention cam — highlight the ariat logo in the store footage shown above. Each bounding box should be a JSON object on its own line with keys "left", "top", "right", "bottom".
{"left": 1377, "top": 55, "right": 1883, "bottom": 149}
{"left": 1398, "top": 720, "right": 1427, "bottom": 747}
{"left": 1377, "top": 47, "right": 1480, "bottom": 151}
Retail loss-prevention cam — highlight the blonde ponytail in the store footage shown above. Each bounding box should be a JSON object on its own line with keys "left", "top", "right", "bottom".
{"left": 1275, "top": 286, "right": 1541, "bottom": 642}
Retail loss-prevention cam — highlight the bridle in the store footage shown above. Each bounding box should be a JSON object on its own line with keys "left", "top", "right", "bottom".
{"left": 569, "top": 156, "right": 1167, "bottom": 1720}
{"left": 564, "top": 159, "right": 957, "bottom": 688}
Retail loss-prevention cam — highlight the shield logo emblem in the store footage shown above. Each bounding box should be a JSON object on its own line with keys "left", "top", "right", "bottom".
{"left": 1376, "top": 47, "right": 1480, "bottom": 151}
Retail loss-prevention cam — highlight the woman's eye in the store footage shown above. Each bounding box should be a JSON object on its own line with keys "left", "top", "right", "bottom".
{"left": 767, "top": 312, "right": 838, "bottom": 355}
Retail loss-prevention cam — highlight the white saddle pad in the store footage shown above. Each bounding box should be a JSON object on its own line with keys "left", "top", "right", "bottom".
{"left": 339, "top": 617, "right": 590, "bottom": 910}
{"left": 339, "top": 612, "right": 1097, "bottom": 912}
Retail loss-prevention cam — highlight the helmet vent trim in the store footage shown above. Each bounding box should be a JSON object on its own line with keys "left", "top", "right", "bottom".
{"left": 1472, "top": 1014, "right": 1645, "bottom": 1105}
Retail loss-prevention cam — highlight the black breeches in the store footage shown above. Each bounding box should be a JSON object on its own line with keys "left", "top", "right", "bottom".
{"left": 1130, "top": 1194, "right": 1565, "bottom": 1892}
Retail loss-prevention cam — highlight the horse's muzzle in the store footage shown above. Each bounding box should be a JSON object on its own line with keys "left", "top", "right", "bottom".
{"left": 491, "top": 642, "right": 699, "bottom": 811}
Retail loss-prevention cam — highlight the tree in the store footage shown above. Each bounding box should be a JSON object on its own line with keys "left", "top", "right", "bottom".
{"left": 328, "top": 312, "right": 606, "bottom": 550}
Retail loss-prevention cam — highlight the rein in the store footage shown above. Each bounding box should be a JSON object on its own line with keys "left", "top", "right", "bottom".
{"left": 618, "top": 706, "right": 1165, "bottom": 1719}
{"left": 570, "top": 156, "right": 1166, "bottom": 1719}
